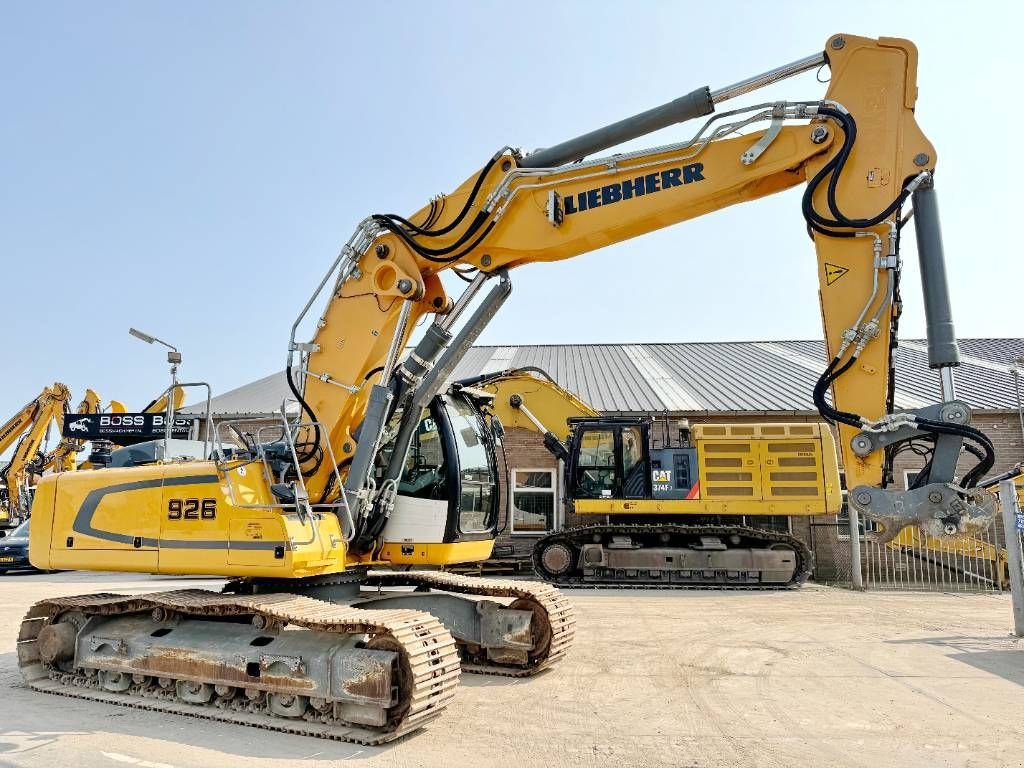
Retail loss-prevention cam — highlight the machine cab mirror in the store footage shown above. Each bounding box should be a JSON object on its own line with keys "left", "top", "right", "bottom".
{"left": 489, "top": 415, "right": 505, "bottom": 441}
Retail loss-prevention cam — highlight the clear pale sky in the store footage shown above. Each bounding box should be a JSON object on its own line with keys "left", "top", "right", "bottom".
{"left": 2, "top": 1, "right": 1020, "bottom": 435}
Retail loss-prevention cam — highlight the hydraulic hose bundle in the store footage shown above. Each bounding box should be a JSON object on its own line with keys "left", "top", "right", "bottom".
{"left": 370, "top": 150, "right": 506, "bottom": 264}
{"left": 802, "top": 108, "right": 995, "bottom": 489}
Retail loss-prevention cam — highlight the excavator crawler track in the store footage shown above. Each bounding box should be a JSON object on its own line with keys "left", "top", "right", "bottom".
{"left": 533, "top": 524, "right": 813, "bottom": 590}
{"left": 363, "top": 571, "right": 576, "bottom": 677}
{"left": 17, "top": 589, "right": 461, "bottom": 745}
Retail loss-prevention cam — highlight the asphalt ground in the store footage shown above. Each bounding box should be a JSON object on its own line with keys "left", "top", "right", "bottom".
{"left": 0, "top": 571, "right": 1021, "bottom": 768}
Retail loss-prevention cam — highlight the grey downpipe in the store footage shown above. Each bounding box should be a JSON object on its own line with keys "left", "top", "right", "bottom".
{"left": 1015, "top": 366, "right": 1024, "bottom": 447}
{"left": 999, "top": 479, "right": 1024, "bottom": 637}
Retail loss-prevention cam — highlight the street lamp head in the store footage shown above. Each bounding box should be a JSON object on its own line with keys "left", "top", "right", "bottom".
{"left": 129, "top": 327, "right": 179, "bottom": 355}
{"left": 129, "top": 327, "right": 156, "bottom": 345}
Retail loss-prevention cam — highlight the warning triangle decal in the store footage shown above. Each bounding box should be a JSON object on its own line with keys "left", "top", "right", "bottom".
{"left": 824, "top": 263, "right": 849, "bottom": 286}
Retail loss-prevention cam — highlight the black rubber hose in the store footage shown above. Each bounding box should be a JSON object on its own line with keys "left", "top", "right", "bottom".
{"left": 915, "top": 416, "right": 996, "bottom": 488}
{"left": 454, "top": 366, "right": 558, "bottom": 388}
{"left": 373, "top": 210, "right": 491, "bottom": 260}
{"left": 374, "top": 151, "right": 501, "bottom": 238}
{"left": 802, "top": 107, "right": 916, "bottom": 236}
{"left": 813, "top": 356, "right": 863, "bottom": 427}
{"left": 285, "top": 364, "right": 321, "bottom": 465}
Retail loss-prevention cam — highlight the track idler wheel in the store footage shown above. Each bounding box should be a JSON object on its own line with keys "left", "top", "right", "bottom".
{"left": 537, "top": 540, "right": 575, "bottom": 578}
{"left": 37, "top": 622, "right": 76, "bottom": 666}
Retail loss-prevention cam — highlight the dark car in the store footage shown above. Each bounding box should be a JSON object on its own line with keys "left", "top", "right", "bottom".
{"left": 0, "top": 519, "right": 37, "bottom": 573}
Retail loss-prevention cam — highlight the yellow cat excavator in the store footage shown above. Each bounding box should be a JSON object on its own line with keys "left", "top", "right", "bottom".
{"left": 0, "top": 383, "right": 73, "bottom": 529}
{"left": 20, "top": 34, "right": 997, "bottom": 744}
{"left": 457, "top": 367, "right": 841, "bottom": 587}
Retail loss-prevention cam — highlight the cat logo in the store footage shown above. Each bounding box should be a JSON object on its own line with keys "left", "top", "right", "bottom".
{"left": 652, "top": 469, "right": 672, "bottom": 483}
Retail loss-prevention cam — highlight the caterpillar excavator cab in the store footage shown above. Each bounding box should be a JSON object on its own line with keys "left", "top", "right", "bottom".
{"left": 18, "top": 34, "right": 997, "bottom": 744}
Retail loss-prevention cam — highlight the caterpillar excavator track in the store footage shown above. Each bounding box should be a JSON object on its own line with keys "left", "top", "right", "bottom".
{"left": 17, "top": 590, "right": 461, "bottom": 745}
{"left": 533, "top": 524, "right": 812, "bottom": 589}
{"left": 361, "top": 570, "right": 577, "bottom": 677}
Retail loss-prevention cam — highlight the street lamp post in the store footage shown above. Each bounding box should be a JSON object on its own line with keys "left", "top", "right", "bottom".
{"left": 129, "top": 328, "right": 182, "bottom": 446}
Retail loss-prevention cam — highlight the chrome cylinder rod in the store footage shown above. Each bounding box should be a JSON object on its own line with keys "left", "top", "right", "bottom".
{"left": 711, "top": 53, "right": 826, "bottom": 104}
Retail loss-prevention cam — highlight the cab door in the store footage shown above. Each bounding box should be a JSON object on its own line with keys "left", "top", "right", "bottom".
{"left": 568, "top": 421, "right": 650, "bottom": 500}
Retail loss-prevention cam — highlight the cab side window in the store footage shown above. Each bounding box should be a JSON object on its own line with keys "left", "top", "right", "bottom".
{"left": 575, "top": 430, "right": 616, "bottom": 497}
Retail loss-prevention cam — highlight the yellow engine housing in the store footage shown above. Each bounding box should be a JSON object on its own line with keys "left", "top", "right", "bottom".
{"left": 29, "top": 462, "right": 350, "bottom": 578}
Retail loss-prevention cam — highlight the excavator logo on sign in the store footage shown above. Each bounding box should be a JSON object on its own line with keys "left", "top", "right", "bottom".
{"left": 824, "top": 263, "right": 849, "bottom": 285}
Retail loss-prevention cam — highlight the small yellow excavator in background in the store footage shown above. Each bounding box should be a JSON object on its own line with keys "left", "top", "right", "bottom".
{"left": 0, "top": 383, "right": 73, "bottom": 529}
{"left": 457, "top": 367, "right": 840, "bottom": 587}
{"left": 72, "top": 385, "right": 187, "bottom": 469}
{"left": 19, "top": 34, "right": 999, "bottom": 744}
{"left": 139, "top": 385, "right": 186, "bottom": 418}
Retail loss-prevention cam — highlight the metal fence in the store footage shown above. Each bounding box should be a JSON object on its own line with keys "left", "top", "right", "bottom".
{"left": 808, "top": 521, "right": 856, "bottom": 586}
{"left": 861, "top": 526, "right": 1007, "bottom": 592}
{"left": 809, "top": 519, "right": 1020, "bottom": 593}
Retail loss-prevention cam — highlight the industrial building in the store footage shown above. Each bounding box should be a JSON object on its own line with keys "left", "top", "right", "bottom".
{"left": 180, "top": 337, "right": 1024, "bottom": 587}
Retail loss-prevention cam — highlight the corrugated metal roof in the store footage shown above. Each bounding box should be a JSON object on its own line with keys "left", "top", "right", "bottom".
{"left": 179, "top": 370, "right": 297, "bottom": 418}
{"left": 180, "top": 338, "right": 1024, "bottom": 417}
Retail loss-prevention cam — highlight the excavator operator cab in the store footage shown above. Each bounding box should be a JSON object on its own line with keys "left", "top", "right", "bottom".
{"left": 566, "top": 418, "right": 653, "bottom": 500}
{"left": 379, "top": 391, "right": 500, "bottom": 555}
{"left": 565, "top": 417, "right": 699, "bottom": 503}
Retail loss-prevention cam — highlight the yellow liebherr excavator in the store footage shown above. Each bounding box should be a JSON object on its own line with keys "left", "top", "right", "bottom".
{"left": 457, "top": 368, "right": 841, "bottom": 587}
{"left": 0, "top": 383, "right": 73, "bottom": 529}
{"left": 20, "top": 34, "right": 998, "bottom": 743}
